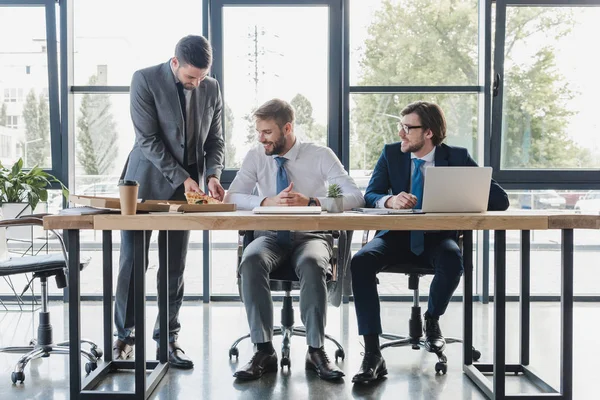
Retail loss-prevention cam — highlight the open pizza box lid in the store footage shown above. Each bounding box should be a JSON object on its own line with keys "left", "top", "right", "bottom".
{"left": 69, "top": 195, "right": 236, "bottom": 213}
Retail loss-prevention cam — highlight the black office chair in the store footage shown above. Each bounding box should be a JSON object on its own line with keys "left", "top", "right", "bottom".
{"left": 361, "top": 230, "right": 481, "bottom": 374}
{"left": 228, "top": 230, "right": 352, "bottom": 369}
{"left": 0, "top": 215, "right": 102, "bottom": 384}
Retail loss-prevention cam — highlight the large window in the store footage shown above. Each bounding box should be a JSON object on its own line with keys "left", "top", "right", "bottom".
{"left": 491, "top": 2, "right": 600, "bottom": 187}
{"left": 221, "top": 6, "right": 329, "bottom": 168}
{"left": 0, "top": 4, "right": 57, "bottom": 170}
{"left": 350, "top": 0, "right": 479, "bottom": 87}
{"left": 73, "top": 0, "right": 204, "bottom": 87}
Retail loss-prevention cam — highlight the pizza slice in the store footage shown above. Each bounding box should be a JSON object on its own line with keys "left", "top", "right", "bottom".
{"left": 184, "top": 191, "right": 222, "bottom": 205}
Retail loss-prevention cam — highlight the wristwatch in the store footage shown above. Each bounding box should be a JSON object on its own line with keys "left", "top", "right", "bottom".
{"left": 308, "top": 197, "right": 317, "bottom": 206}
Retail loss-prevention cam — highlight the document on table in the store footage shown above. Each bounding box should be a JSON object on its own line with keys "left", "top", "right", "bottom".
{"left": 351, "top": 208, "right": 424, "bottom": 215}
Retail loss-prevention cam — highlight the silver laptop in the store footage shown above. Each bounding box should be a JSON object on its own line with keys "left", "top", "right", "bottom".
{"left": 421, "top": 167, "right": 492, "bottom": 213}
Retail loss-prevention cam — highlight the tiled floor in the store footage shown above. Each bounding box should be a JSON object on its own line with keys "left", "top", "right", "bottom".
{"left": 0, "top": 300, "right": 596, "bottom": 399}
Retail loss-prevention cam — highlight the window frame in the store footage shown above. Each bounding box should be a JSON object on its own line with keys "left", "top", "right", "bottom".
{"left": 0, "top": 0, "right": 62, "bottom": 184}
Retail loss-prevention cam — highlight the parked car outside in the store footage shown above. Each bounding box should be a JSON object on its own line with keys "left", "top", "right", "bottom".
{"left": 519, "top": 190, "right": 566, "bottom": 210}
{"left": 574, "top": 191, "right": 600, "bottom": 214}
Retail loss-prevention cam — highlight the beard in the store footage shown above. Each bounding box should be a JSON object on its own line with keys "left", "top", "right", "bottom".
{"left": 263, "top": 133, "right": 287, "bottom": 156}
{"left": 401, "top": 134, "right": 426, "bottom": 153}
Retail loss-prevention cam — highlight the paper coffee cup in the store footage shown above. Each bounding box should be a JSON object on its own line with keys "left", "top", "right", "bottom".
{"left": 118, "top": 180, "right": 139, "bottom": 215}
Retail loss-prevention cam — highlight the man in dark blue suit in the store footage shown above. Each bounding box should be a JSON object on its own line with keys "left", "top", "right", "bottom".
{"left": 351, "top": 101, "right": 509, "bottom": 383}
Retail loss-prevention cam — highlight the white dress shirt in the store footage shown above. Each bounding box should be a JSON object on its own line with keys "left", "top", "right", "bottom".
{"left": 225, "top": 140, "right": 365, "bottom": 210}
{"left": 376, "top": 147, "right": 436, "bottom": 208}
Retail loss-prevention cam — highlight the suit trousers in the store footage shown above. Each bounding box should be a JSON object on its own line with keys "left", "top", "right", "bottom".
{"left": 351, "top": 231, "right": 463, "bottom": 336}
{"left": 114, "top": 164, "right": 198, "bottom": 345}
{"left": 239, "top": 231, "right": 332, "bottom": 348}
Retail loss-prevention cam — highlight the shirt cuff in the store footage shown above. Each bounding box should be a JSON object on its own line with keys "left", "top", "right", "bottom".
{"left": 377, "top": 195, "right": 392, "bottom": 209}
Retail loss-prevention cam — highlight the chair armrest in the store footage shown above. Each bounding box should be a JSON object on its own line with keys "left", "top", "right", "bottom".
{"left": 362, "top": 230, "right": 371, "bottom": 247}
{"left": 329, "top": 230, "right": 340, "bottom": 283}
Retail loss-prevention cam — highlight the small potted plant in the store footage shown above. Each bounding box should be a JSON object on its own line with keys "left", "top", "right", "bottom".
{"left": 325, "top": 183, "right": 344, "bottom": 213}
{"left": 0, "top": 158, "right": 68, "bottom": 238}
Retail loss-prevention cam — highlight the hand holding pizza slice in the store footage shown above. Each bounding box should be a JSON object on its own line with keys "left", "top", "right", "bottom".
{"left": 184, "top": 192, "right": 223, "bottom": 205}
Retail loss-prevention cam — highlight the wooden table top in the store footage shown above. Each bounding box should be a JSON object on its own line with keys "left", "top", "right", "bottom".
{"left": 42, "top": 210, "right": 600, "bottom": 231}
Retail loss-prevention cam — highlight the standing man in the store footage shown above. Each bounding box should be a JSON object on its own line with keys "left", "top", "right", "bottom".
{"left": 113, "top": 35, "right": 225, "bottom": 369}
{"left": 351, "top": 101, "right": 509, "bottom": 383}
{"left": 225, "top": 99, "right": 364, "bottom": 381}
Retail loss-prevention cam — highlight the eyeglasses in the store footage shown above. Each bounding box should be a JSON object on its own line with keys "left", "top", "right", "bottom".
{"left": 397, "top": 122, "right": 423, "bottom": 135}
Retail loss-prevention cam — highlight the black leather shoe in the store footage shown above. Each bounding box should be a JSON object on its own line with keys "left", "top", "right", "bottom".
{"left": 112, "top": 339, "right": 133, "bottom": 360}
{"left": 424, "top": 314, "right": 446, "bottom": 353}
{"left": 305, "top": 348, "right": 344, "bottom": 381}
{"left": 352, "top": 352, "right": 387, "bottom": 383}
{"left": 157, "top": 341, "right": 194, "bottom": 369}
{"left": 233, "top": 350, "right": 278, "bottom": 380}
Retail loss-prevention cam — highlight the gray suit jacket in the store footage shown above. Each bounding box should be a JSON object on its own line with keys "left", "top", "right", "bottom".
{"left": 121, "top": 61, "right": 224, "bottom": 200}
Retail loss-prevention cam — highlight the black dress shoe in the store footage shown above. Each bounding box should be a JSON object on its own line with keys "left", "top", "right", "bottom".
{"left": 233, "top": 350, "right": 278, "bottom": 380}
{"left": 305, "top": 348, "right": 344, "bottom": 381}
{"left": 352, "top": 352, "right": 387, "bottom": 383}
{"left": 112, "top": 339, "right": 133, "bottom": 360}
{"left": 424, "top": 314, "right": 446, "bottom": 354}
{"left": 157, "top": 341, "right": 194, "bottom": 369}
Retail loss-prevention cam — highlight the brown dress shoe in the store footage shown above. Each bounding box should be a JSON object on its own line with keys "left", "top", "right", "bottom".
{"left": 233, "top": 350, "right": 278, "bottom": 380}
{"left": 112, "top": 339, "right": 133, "bottom": 360}
{"left": 305, "top": 348, "right": 344, "bottom": 380}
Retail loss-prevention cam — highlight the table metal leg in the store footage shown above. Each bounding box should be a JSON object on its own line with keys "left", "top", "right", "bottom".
{"left": 68, "top": 229, "right": 82, "bottom": 399}
{"left": 520, "top": 230, "right": 530, "bottom": 366}
{"left": 493, "top": 230, "right": 507, "bottom": 399}
{"left": 158, "top": 232, "right": 169, "bottom": 363}
{"left": 133, "top": 231, "right": 146, "bottom": 397}
{"left": 463, "top": 230, "right": 474, "bottom": 366}
{"left": 103, "top": 230, "right": 113, "bottom": 363}
{"left": 561, "top": 229, "right": 573, "bottom": 400}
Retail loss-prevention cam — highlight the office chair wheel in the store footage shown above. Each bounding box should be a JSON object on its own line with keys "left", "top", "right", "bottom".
{"left": 435, "top": 362, "right": 447, "bottom": 375}
{"left": 229, "top": 347, "right": 239, "bottom": 360}
{"left": 280, "top": 357, "right": 290, "bottom": 369}
{"left": 335, "top": 349, "right": 345, "bottom": 362}
{"left": 472, "top": 348, "right": 481, "bottom": 361}
{"left": 90, "top": 347, "right": 103, "bottom": 359}
{"left": 85, "top": 362, "right": 97, "bottom": 375}
{"left": 11, "top": 371, "right": 25, "bottom": 384}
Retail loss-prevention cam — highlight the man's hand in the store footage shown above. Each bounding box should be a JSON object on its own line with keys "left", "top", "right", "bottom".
{"left": 261, "top": 182, "right": 308, "bottom": 206}
{"left": 183, "top": 177, "right": 204, "bottom": 194}
{"left": 207, "top": 177, "right": 225, "bottom": 201}
{"left": 385, "top": 192, "right": 418, "bottom": 209}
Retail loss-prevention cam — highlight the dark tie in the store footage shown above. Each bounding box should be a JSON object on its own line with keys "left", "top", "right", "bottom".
{"left": 275, "top": 156, "right": 290, "bottom": 246}
{"left": 410, "top": 158, "right": 425, "bottom": 255}
{"left": 175, "top": 82, "right": 188, "bottom": 166}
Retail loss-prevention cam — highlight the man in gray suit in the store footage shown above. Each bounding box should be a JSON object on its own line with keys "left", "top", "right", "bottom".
{"left": 113, "top": 35, "right": 225, "bottom": 369}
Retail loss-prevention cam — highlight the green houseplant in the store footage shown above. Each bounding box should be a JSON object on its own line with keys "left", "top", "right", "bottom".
{"left": 325, "top": 183, "right": 344, "bottom": 213}
{"left": 0, "top": 158, "right": 68, "bottom": 212}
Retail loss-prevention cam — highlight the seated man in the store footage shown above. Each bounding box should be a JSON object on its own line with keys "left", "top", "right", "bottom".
{"left": 224, "top": 98, "right": 364, "bottom": 381}
{"left": 350, "top": 101, "right": 509, "bottom": 383}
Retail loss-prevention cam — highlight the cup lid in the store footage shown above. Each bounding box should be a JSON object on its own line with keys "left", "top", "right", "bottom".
{"left": 118, "top": 179, "right": 139, "bottom": 186}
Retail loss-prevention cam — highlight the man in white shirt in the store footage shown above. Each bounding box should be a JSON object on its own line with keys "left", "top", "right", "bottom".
{"left": 225, "top": 98, "right": 364, "bottom": 381}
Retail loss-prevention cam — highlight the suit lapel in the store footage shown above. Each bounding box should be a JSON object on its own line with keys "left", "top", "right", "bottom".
{"left": 160, "top": 61, "right": 184, "bottom": 132}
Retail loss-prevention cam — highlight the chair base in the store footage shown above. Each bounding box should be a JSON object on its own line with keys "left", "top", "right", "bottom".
{"left": 379, "top": 333, "right": 480, "bottom": 375}
{"left": 229, "top": 326, "right": 345, "bottom": 370}
{"left": 0, "top": 338, "right": 102, "bottom": 383}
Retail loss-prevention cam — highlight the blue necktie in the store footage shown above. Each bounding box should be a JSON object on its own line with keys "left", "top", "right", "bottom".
{"left": 410, "top": 158, "right": 425, "bottom": 255}
{"left": 275, "top": 157, "right": 290, "bottom": 246}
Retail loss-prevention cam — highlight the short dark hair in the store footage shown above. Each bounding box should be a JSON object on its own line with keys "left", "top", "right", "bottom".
{"left": 400, "top": 101, "right": 447, "bottom": 146}
{"left": 253, "top": 99, "right": 295, "bottom": 130}
{"left": 174, "top": 35, "right": 212, "bottom": 69}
